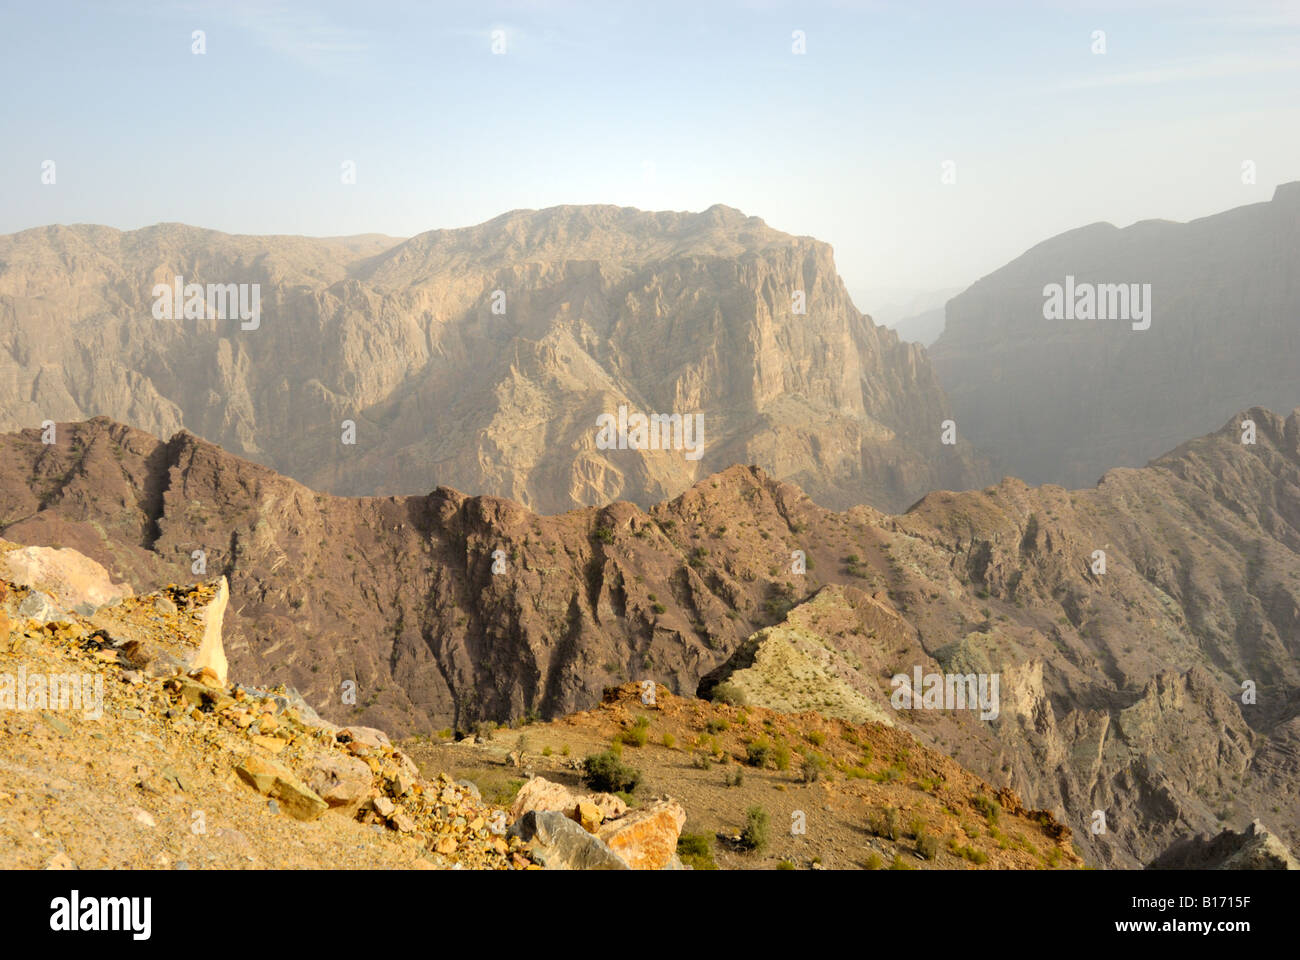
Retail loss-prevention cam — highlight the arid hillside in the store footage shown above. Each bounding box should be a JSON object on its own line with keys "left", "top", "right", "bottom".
{"left": 1, "top": 540, "right": 1077, "bottom": 871}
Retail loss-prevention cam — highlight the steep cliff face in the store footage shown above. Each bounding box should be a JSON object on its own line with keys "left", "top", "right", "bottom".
{"left": 0, "top": 206, "right": 987, "bottom": 514}
{"left": 1, "top": 411, "right": 1298, "bottom": 867}
{"left": 930, "top": 182, "right": 1300, "bottom": 488}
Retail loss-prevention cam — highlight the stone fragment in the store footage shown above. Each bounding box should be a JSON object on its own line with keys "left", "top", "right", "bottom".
{"left": 572, "top": 800, "right": 604, "bottom": 833}
{"left": 18, "top": 591, "right": 63, "bottom": 625}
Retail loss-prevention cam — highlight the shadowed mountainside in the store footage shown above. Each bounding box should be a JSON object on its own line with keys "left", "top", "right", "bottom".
{"left": 930, "top": 182, "right": 1300, "bottom": 488}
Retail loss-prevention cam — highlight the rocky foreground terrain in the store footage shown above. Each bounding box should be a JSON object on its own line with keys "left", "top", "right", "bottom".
{"left": 0, "top": 206, "right": 987, "bottom": 514}
{"left": 0, "top": 538, "right": 1079, "bottom": 870}
{"left": 931, "top": 181, "right": 1300, "bottom": 488}
{"left": 1, "top": 411, "right": 1299, "bottom": 868}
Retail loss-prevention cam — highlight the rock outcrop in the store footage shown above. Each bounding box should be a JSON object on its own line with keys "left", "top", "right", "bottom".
{"left": 189, "top": 577, "right": 229, "bottom": 687}
{"left": 1149, "top": 820, "right": 1299, "bottom": 870}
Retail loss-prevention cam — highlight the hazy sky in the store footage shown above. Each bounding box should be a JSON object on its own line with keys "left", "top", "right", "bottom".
{"left": 3, "top": 0, "right": 1298, "bottom": 315}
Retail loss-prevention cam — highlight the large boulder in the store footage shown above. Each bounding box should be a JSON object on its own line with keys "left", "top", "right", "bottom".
{"left": 508, "top": 810, "right": 630, "bottom": 870}
{"left": 0, "top": 543, "right": 131, "bottom": 610}
{"left": 339, "top": 726, "right": 391, "bottom": 749}
{"left": 510, "top": 776, "right": 579, "bottom": 820}
{"left": 303, "top": 751, "right": 374, "bottom": 817}
{"left": 509, "top": 776, "right": 629, "bottom": 824}
{"left": 235, "top": 755, "right": 328, "bottom": 821}
{"left": 596, "top": 800, "right": 687, "bottom": 870}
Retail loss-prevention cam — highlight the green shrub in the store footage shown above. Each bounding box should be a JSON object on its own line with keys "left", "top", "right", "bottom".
{"left": 583, "top": 750, "right": 641, "bottom": 793}
{"left": 711, "top": 682, "right": 747, "bottom": 706}
{"left": 870, "top": 806, "right": 901, "bottom": 841}
{"left": 706, "top": 718, "right": 730, "bottom": 733}
{"left": 949, "top": 841, "right": 988, "bottom": 865}
{"left": 916, "top": 830, "right": 939, "bottom": 860}
{"left": 739, "top": 806, "right": 769, "bottom": 852}
{"left": 677, "top": 833, "right": 718, "bottom": 870}
{"left": 772, "top": 741, "right": 791, "bottom": 771}
{"left": 972, "top": 794, "right": 1001, "bottom": 826}
{"left": 776, "top": 860, "right": 795, "bottom": 870}
{"left": 724, "top": 766, "right": 744, "bottom": 788}
{"left": 745, "top": 737, "right": 772, "bottom": 768}
{"left": 617, "top": 716, "right": 650, "bottom": 747}
{"left": 801, "top": 751, "right": 829, "bottom": 783}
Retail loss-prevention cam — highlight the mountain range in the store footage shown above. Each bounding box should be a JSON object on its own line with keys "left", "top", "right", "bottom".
{"left": 2, "top": 408, "right": 1297, "bottom": 867}
{"left": 0, "top": 206, "right": 987, "bottom": 514}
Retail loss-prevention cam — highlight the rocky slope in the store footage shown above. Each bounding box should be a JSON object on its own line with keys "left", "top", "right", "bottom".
{"left": 406, "top": 683, "right": 1082, "bottom": 870}
{"left": 0, "top": 206, "right": 987, "bottom": 513}
{"left": 1, "top": 538, "right": 1076, "bottom": 871}
{"left": 930, "top": 181, "right": 1300, "bottom": 488}
{"left": 0, "top": 543, "right": 533, "bottom": 870}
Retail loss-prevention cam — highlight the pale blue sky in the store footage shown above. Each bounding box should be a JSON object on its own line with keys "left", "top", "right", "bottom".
{"left": 3, "top": 0, "right": 1298, "bottom": 314}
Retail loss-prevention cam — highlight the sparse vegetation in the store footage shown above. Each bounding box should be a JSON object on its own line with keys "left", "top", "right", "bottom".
{"left": 738, "top": 806, "right": 769, "bottom": 852}
{"left": 677, "top": 833, "right": 718, "bottom": 870}
{"left": 745, "top": 736, "right": 772, "bottom": 768}
{"left": 972, "top": 794, "right": 1001, "bottom": 826}
{"left": 870, "top": 806, "right": 901, "bottom": 841}
{"left": 710, "top": 682, "right": 747, "bottom": 707}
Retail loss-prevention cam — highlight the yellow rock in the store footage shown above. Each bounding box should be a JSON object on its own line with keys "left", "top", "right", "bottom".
{"left": 572, "top": 800, "right": 604, "bottom": 833}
